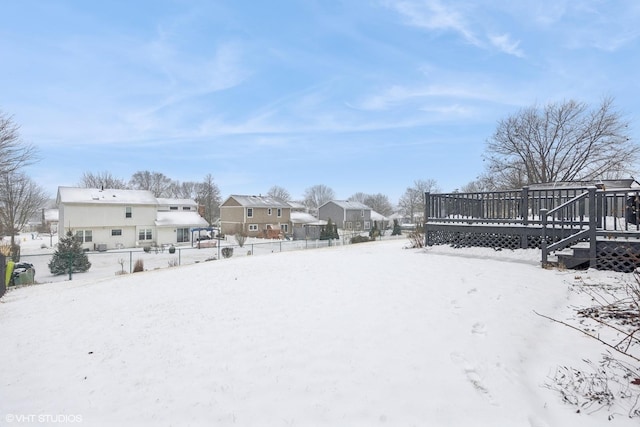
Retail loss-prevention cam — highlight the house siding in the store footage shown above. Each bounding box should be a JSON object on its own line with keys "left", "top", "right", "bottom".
{"left": 318, "top": 203, "right": 345, "bottom": 228}
{"left": 318, "top": 201, "right": 372, "bottom": 231}
{"left": 57, "top": 187, "right": 208, "bottom": 250}
{"left": 220, "top": 195, "right": 292, "bottom": 238}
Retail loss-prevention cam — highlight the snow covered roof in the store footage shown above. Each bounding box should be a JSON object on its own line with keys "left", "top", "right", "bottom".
{"left": 156, "top": 198, "right": 198, "bottom": 207}
{"left": 57, "top": 187, "right": 158, "bottom": 205}
{"left": 155, "top": 211, "right": 209, "bottom": 227}
{"left": 370, "top": 210, "right": 388, "bottom": 221}
{"left": 291, "top": 211, "right": 327, "bottom": 225}
{"left": 286, "top": 200, "right": 307, "bottom": 210}
{"left": 321, "top": 200, "right": 370, "bottom": 210}
{"left": 225, "top": 195, "right": 290, "bottom": 208}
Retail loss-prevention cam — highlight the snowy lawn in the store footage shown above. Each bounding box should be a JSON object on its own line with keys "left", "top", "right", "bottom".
{"left": 1, "top": 239, "right": 638, "bottom": 426}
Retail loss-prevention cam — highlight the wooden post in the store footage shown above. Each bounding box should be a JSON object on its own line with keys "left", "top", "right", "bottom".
{"left": 588, "top": 186, "right": 597, "bottom": 269}
{"left": 521, "top": 186, "right": 529, "bottom": 226}
{"left": 540, "top": 208, "right": 548, "bottom": 265}
{"left": 424, "top": 192, "right": 430, "bottom": 247}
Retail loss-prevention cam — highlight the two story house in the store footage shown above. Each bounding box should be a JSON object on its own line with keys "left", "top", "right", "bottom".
{"left": 56, "top": 187, "right": 209, "bottom": 250}
{"left": 318, "top": 200, "right": 372, "bottom": 232}
{"left": 220, "top": 195, "right": 291, "bottom": 238}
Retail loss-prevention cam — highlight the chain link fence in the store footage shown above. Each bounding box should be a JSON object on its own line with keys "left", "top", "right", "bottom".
{"left": 13, "top": 234, "right": 406, "bottom": 286}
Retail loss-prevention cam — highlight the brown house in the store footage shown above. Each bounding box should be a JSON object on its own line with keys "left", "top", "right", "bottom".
{"left": 220, "top": 195, "right": 292, "bottom": 238}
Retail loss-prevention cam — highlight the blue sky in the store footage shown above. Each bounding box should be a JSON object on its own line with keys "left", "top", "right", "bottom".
{"left": 1, "top": 1, "right": 639, "bottom": 204}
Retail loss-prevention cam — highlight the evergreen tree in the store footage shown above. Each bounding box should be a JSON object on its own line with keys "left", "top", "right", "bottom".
{"left": 320, "top": 218, "right": 339, "bottom": 240}
{"left": 391, "top": 219, "right": 402, "bottom": 236}
{"left": 48, "top": 231, "right": 92, "bottom": 275}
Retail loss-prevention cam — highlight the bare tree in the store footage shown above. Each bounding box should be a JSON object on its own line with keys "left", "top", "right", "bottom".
{"left": 398, "top": 179, "right": 440, "bottom": 223}
{"left": 266, "top": 185, "right": 291, "bottom": 202}
{"left": 0, "top": 171, "right": 48, "bottom": 256}
{"left": 167, "top": 181, "right": 198, "bottom": 199}
{"left": 195, "top": 174, "right": 221, "bottom": 225}
{"left": 364, "top": 193, "right": 394, "bottom": 216}
{"left": 78, "top": 171, "right": 128, "bottom": 189}
{"left": 303, "top": 184, "right": 335, "bottom": 212}
{"left": 348, "top": 192, "right": 367, "bottom": 203}
{"left": 0, "top": 111, "right": 38, "bottom": 175}
{"left": 485, "top": 97, "right": 635, "bottom": 189}
{"left": 348, "top": 192, "right": 394, "bottom": 216}
{"left": 129, "top": 171, "right": 172, "bottom": 197}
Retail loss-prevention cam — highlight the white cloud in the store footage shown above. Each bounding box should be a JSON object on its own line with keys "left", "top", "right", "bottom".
{"left": 489, "top": 33, "right": 524, "bottom": 57}
{"left": 384, "top": 0, "right": 482, "bottom": 47}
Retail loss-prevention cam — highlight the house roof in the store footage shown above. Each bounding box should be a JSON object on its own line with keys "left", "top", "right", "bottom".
{"left": 370, "top": 210, "right": 388, "bottom": 221}
{"left": 156, "top": 198, "right": 198, "bottom": 207}
{"left": 320, "top": 200, "right": 371, "bottom": 210}
{"left": 291, "top": 211, "right": 327, "bottom": 225}
{"left": 286, "top": 200, "right": 307, "bottom": 210}
{"left": 223, "top": 195, "right": 290, "bottom": 208}
{"left": 57, "top": 187, "right": 158, "bottom": 205}
{"left": 155, "top": 211, "right": 209, "bottom": 227}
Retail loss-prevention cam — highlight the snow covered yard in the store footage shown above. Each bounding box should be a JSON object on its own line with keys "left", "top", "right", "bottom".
{"left": 0, "top": 239, "right": 637, "bottom": 426}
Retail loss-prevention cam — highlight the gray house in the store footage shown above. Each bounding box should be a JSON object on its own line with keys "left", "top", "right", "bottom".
{"left": 318, "top": 200, "right": 372, "bottom": 232}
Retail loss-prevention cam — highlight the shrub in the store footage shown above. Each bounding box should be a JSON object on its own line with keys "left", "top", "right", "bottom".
{"left": 351, "top": 235, "right": 372, "bottom": 244}
{"left": 221, "top": 247, "right": 233, "bottom": 258}
{"left": 143, "top": 246, "right": 151, "bottom": 253}
{"left": 133, "top": 259, "right": 144, "bottom": 273}
{"left": 235, "top": 231, "right": 247, "bottom": 247}
{"left": 168, "top": 245, "right": 176, "bottom": 254}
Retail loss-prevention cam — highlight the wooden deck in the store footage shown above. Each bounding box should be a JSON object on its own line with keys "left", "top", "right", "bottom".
{"left": 425, "top": 182, "right": 640, "bottom": 271}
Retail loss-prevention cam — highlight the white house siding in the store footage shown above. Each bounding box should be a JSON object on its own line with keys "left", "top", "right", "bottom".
{"left": 57, "top": 187, "right": 209, "bottom": 250}
{"left": 59, "top": 202, "right": 157, "bottom": 249}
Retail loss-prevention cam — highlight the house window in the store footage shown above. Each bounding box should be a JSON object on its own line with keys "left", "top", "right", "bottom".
{"left": 346, "top": 221, "right": 353, "bottom": 229}
{"left": 356, "top": 222, "right": 362, "bottom": 230}
{"left": 75, "top": 230, "right": 92, "bottom": 243}
{"left": 125, "top": 207, "right": 132, "bottom": 218}
{"left": 182, "top": 207, "right": 191, "bottom": 211}
{"left": 248, "top": 224, "right": 258, "bottom": 231}
{"left": 281, "top": 224, "right": 288, "bottom": 232}
{"left": 361, "top": 210, "right": 365, "bottom": 217}
{"left": 177, "top": 228, "right": 189, "bottom": 243}
{"left": 268, "top": 208, "right": 272, "bottom": 215}
{"left": 138, "top": 228, "right": 153, "bottom": 241}
{"left": 170, "top": 206, "right": 178, "bottom": 210}
{"left": 247, "top": 208, "right": 253, "bottom": 218}
{"left": 111, "top": 229, "right": 122, "bottom": 236}
{"left": 364, "top": 221, "right": 371, "bottom": 230}
{"left": 277, "top": 208, "right": 282, "bottom": 217}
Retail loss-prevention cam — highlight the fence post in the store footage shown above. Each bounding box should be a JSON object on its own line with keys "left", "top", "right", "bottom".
{"left": 588, "top": 186, "right": 597, "bottom": 269}
{"left": 424, "top": 191, "right": 430, "bottom": 247}
{"left": 540, "top": 208, "right": 548, "bottom": 265}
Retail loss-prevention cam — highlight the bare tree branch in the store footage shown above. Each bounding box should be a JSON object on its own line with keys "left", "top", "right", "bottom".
{"left": 484, "top": 98, "right": 635, "bottom": 189}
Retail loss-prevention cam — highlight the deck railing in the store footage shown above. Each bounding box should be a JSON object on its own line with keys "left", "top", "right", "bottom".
{"left": 425, "top": 185, "right": 640, "bottom": 264}
{"left": 540, "top": 187, "right": 597, "bottom": 267}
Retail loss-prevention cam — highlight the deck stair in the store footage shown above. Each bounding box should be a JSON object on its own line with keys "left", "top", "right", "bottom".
{"left": 552, "top": 242, "right": 591, "bottom": 269}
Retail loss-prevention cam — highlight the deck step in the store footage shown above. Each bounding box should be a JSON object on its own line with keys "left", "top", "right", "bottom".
{"left": 554, "top": 244, "right": 591, "bottom": 269}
